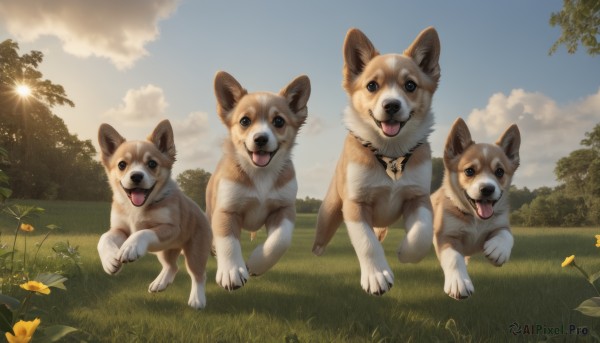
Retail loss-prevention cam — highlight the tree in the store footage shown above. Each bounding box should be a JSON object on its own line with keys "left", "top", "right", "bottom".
{"left": 554, "top": 123, "right": 600, "bottom": 224}
{"left": 295, "top": 197, "right": 322, "bottom": 213}
{"left": 549, "top": 0, "right": 600, "bottom": 56}
{"left": 176, "top": 169, "right": 211, "bottom": 210}
{"left": 509, "top": 185, "right": 535, "bottom": 211}
{"left": 0, "top": 39, "right": 109, "bottom": 201}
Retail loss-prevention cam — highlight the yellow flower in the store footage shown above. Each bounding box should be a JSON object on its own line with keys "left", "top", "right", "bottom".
{"left": 596, "top": 235, "right": 600, "bottom": 248}
{"left": 19, "top": 224, "right": 34, "bottom": 232}
{"left": 561, "top": 255, "right": 575, "bottom": 267}
{"left": 5, "top": 318, "right": 40, "bottom": 343}
{"left": 19, "top": 281, "right": 50, "bottom": 295}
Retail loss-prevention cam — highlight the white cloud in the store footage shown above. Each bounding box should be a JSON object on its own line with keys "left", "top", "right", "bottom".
{"left": 104, "top": 84, "right": 168, "bottom": 123}
{"left": 303, "top": 116, "right": 325, "bottom": 136}
{"left": 462, "top": 88, "right": 600, "bottom": 189}
{"left": 171, "top": 111, "right": 220, "bottom": 176}
{"left": 0, "top": 0, "right": 179, "bottom": 69}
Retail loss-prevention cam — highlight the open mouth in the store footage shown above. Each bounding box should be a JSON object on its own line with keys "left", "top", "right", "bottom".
{"left": 245, "top": 145, "right": 279, "bottom": 167}
{"left": 122, "top": 183, "right": 156, "bottom": 207}
{"left": 465, "top": 192, "right": 499, "bottom": 220}
{"left": 369, "top": 110, "right": 410, "bottom": 137}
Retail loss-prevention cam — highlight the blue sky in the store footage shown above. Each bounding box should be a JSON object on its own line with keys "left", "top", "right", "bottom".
{"left": 0, "top": 0, "right": 599, "bottom": 198}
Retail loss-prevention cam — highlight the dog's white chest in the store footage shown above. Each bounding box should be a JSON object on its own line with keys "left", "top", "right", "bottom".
{"left": 216, "top": 177, "right": 297, "bottom": 230}
{"left": 346, "top": 161, "right": 431, "bottom": 225}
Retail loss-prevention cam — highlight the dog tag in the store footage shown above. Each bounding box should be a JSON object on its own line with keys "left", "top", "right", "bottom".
{"left": 378, "top": 156, "right": 403, "bottom": 181}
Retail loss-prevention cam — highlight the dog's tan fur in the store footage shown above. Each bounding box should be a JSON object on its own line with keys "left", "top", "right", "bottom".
{"left": 313, "top": 27, "right": 440, "bottom": 295}
{"left": 207, "top": 71, "right": 310, "bottom": 291}
{"left": 97, "top": 120, "right": 212, "bottom": 309}
{"left": 432, "top": 118, "right": 520, "bottom": 300}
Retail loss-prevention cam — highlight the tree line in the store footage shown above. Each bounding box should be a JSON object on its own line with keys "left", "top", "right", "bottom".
{"left": 2, "top": 38, "right": 599, "bottom": 226}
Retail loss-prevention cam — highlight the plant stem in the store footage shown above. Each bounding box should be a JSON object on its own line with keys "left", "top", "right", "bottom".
{"left": 23, "top": 234, "right": 27, "bottom": 274}
{"left": 32, "top": 230, "right": 52, "bottom": 273}
{"left": 573, "top": 263, "right": 600, "bottom": 296}
{"left": 13, "top": 292, "right": 32, "bottom": 323}
{"left": 9, "top": 220, "right": 21, "bottom": 283}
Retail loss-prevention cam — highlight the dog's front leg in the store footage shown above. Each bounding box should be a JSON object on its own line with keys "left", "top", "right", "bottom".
{"left": 398, "top": 194, "right": 433, "bottom": 263}
{"left": 343, "top": 200, "right": 394, "bottom": 296}
{"left": 212, "top": 211, "right": 248, "bottom": 291}
{"left": 437, "top": 244, "right": 474, "bottom": 300}
{"left": 483, "top": 228, "right": 513, "bottom": 267}
{"left": 98, "top": 229, "right": 127, "bottom": 274}
{"left": 246, "top": 206, "right": 295, "bottom": 276}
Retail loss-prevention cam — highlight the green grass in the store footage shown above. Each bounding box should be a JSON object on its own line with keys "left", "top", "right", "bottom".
{"left": 1, "top": 201, "right": 599, "bottom": 342}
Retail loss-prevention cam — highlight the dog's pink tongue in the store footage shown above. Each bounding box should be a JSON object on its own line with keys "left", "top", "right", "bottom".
{"left": 381, "top": 121, "right": 401, "bottom": 136}
{"left": 131, "top": 190, "right": 146, "bottom": 206}
{"left": 476, "top": 201, "right": 494, "bottom": 219}
{"left": 252, "top": 151, "right": 271, "bottom": 167}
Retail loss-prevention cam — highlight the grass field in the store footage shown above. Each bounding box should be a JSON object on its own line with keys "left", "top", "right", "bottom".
{"left": 1, "top": 200, "right": 599, "bottom": 342}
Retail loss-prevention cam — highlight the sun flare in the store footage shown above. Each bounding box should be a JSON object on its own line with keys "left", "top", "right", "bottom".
{"left": 16, "top": 84, "right": 31, "bottom": 97}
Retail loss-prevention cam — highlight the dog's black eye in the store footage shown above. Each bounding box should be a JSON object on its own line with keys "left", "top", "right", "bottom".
{"left": 273, "top": 116, "right": 285, "bottom": 128}
{"left": 366, "top": 81, "right": 379, "bottom": 93}
{"left": 148, "top": 160, "right": 158, "bottom": 169}
{"left": 464, "top": 168, "right": 475, "bottom": 177}
{"left": 118, "top": 161, "right": 127, "bottom": 171}
{"left": 405, "top": 80, "right": 417, "bottom": 92}
{"left": 240, "top": 116, "right": 251, "bottom": 127}
{"left": 495, "top": 168, "right": 505, "bottom": 178}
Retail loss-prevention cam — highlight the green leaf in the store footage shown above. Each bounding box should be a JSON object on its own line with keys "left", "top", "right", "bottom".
{"left": 0, "top": 187, "right": 11, "bottom": 199}
{"left": 0, "top": 294, "right": 20, "bottom": 310}
{"left": 0, "top": 304, "right": 13, "bottom": 334}
{"left": 575, "top": 297, "right": 600, "bottom": 317}
{"left": 589, "top": 271, "right": 600, "bottom": 284}
{"left": 38, "top": 325, "right": 78, "bottom": 342}
{"left": 34, "top": 273, "right": 68, "bottom": 290}
{"left": 45, "top": 224, "right": 60, "bottom": 230}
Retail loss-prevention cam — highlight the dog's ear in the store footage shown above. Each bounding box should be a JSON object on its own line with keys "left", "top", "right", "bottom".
{"left": 496, "top": 124, "right": 521, "bottom": 170}
{"left": 214, "top": 71, "right": 247, "bottom": 123}
{"left": 404, "top": 27, "right": 441, "bottom": 86}
{"left": 444, "top": 118, "right": 473, "bottom": 166}
{"left": 148, "top": 119, "right": 176, "bottom": 161}
{"left": 343, "top": 28, "right": 379, "bottom": 92}
{"left": 280, "top": 75, "right": 311, "bottom": 126}
{"left": 98, "top": 123, "right": 126, "bottom": 166}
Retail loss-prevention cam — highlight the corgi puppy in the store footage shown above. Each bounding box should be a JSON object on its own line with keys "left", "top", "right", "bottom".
{"left": 313, "top": 27, "right": 441, "bottom": 295}
{"left": 206, "top": 71, "right": 310, "bottom": 291}
{"left": 432, "top": 118, "right": 520, "bottom": 300}
{"left": 97, "top": 120, "right": 212, "bottom": 309}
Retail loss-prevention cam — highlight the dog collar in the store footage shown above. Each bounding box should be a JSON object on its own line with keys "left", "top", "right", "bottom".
{"left": 349, "top": 131, "right": 422, "bottom": 181}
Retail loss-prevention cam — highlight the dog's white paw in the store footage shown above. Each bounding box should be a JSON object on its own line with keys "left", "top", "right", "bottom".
{"left": 118, "top": 240, "right": 146, "bottom": 263}
{"left": 188, "top": 282, "right": 206, "bottom": 310}
{"left": 97, "top": 234, "right": 123, "bottom": 275}
{"left": 214, "top": 235, "right": 248, "bottom": 291}
{"left": 483, "top": 231, "right": 513, "bottom": 267}
{"left": 148, "top": 267, "right": 178, "bottom": 293}
{"left": 100, "top": 252, "right": 122, "bottom": 275}
{"left": 444, "top": 269, "right": 474, "bottom": 300}
{"left": 360, "top": 264, "right": 394, "bottom": 296}
{"left": 117, "top": 230, "right": 157, "bottom": 263}
{"left": 216, "top": 261, "right": 249, "bottom": 291}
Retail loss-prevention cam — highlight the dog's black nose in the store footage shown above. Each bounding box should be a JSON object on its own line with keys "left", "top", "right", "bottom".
{"left": 480, "top": 185, "right": 495, "bottom": 197}
{"left": 254, "top": 133, "right": 268, "bottom": 147}
{"left": 130, "top": 172, "right": 144, "bottom": 184}
{"left": 383, "top": 99, "right": 401, "bottom": 116}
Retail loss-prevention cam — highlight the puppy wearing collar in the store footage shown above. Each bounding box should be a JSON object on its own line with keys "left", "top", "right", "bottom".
{"left": 313, "top": 27, "right": 441, "bottom": 296}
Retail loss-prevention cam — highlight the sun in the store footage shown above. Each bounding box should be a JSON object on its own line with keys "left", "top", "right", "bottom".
{"left": 16, "top": 84, "right": 31, "bottom": 97}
